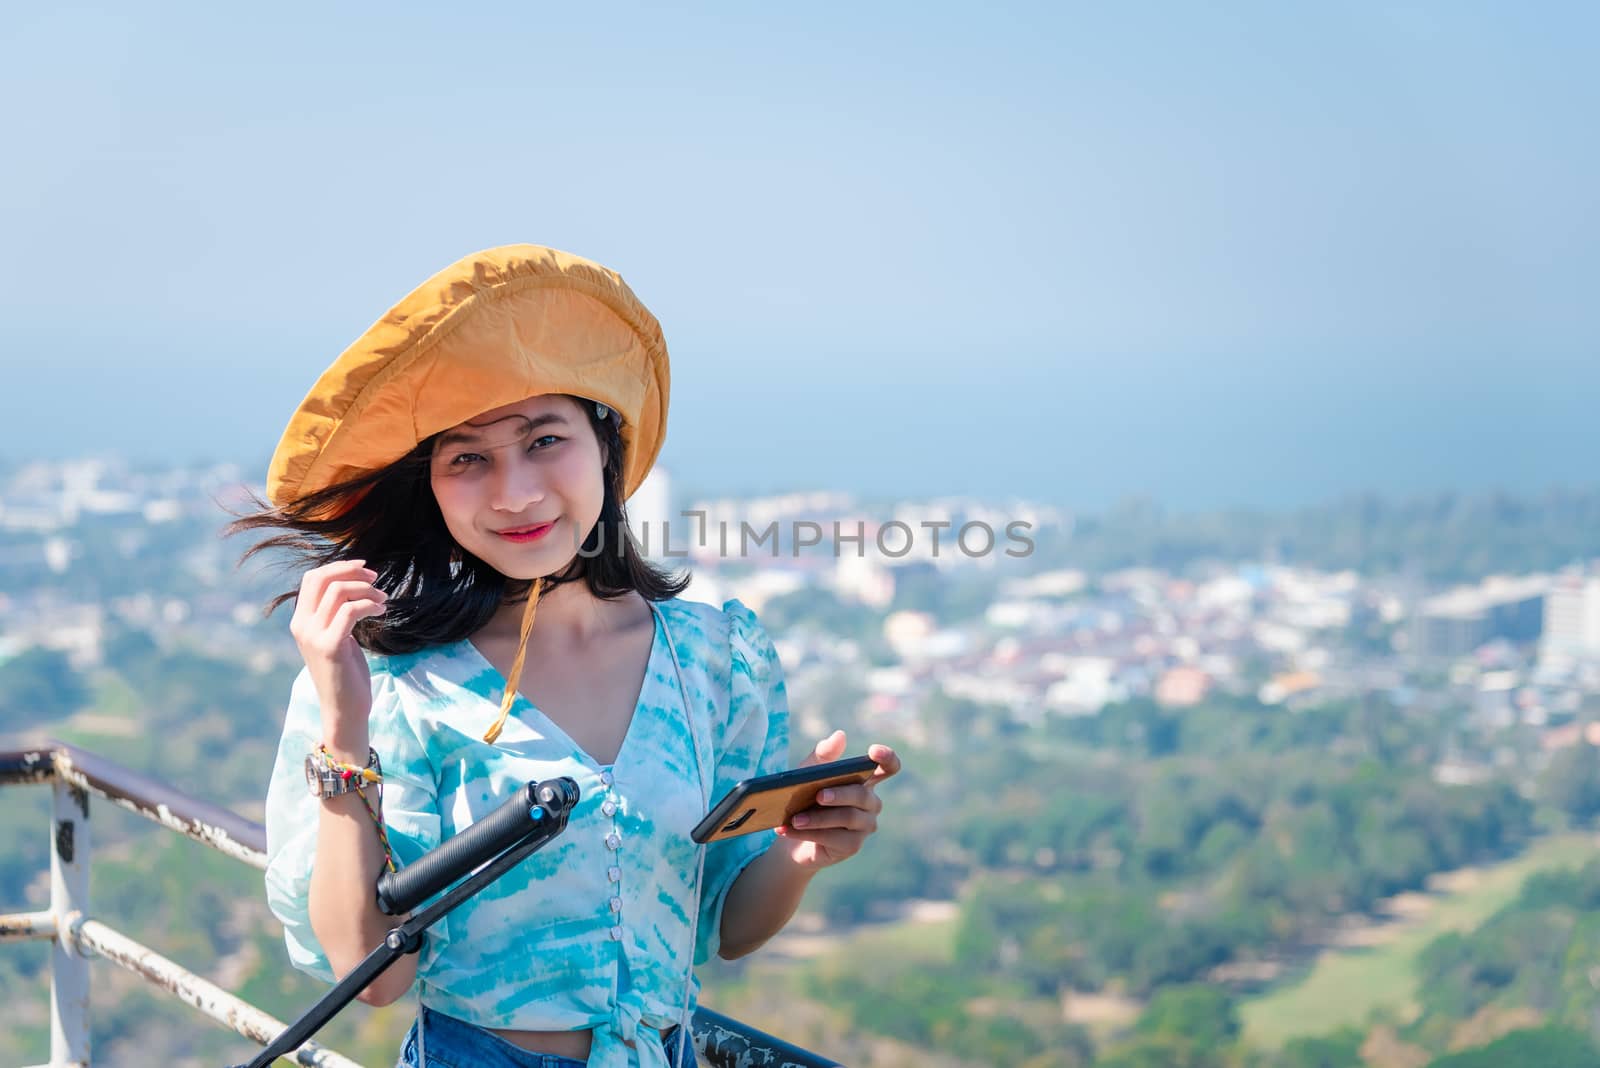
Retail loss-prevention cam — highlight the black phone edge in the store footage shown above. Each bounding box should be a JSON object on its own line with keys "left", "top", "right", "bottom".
{"left": 690, "top": 754, "right": 879, "bottom": 844}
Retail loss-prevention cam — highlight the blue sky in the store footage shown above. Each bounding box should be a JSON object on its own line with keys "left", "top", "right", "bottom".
{"left": 1, "top": 3, "right": 1594, "bottom": 510}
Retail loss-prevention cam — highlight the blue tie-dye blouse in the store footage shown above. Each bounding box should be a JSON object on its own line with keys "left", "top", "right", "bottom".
{"left": 262, "top": 597, "right": 790, "bottom": 1068}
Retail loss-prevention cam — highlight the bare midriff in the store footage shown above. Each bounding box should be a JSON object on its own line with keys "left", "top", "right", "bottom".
{"left": 487, "top": 1023, "right": 670, "bottom": 1060}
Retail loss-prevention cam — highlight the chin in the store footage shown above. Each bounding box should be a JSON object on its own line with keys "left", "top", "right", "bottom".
{"left": 479, "top": 545, "right": 583, "bottom": 584}
{"left": 484, "top": 557, "right": 570, "bottom": 583}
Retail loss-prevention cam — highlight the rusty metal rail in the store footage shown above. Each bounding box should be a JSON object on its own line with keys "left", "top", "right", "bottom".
{"left": 0, "top": 741, "right": 267, "bottom": 868}
{"left": 0, "top": 740, "right": 843, "bottom": 1068}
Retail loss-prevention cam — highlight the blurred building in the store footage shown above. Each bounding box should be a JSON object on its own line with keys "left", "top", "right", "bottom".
{"left": 1416, "top": 576, "right": 1549, "bottom": 658}
{"left": 1542, "top": 571, "right": 1600, "bottom": 662}
{"left": 834, "top": 552, "right": 895, "bottom": 608}
{"left": 1259, "top": 669, "right": 1322, "bottom": 705}
{"left": 626, "top": 465, "right": 673, "bottom": 557}
{"left": 1155, "top": 666, "right": 1213, "bottom": 708}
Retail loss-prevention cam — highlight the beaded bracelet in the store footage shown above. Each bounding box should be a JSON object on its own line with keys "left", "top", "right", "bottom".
{"left": 317, "top": 744, "right": 397, "bottom": 874}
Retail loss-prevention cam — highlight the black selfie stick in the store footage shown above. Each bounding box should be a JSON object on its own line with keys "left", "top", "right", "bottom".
{"left": 234, "top": 777, "right": 579, "bottom": 1068}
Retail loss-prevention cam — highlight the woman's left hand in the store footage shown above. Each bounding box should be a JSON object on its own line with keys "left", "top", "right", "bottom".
{"left": 775, "top": 729, "right": 901, "bottom": 871}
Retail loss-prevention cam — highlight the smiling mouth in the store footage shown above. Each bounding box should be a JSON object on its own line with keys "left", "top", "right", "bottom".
{"left": 495, "top": 521, "right": 556, "bottom": 541}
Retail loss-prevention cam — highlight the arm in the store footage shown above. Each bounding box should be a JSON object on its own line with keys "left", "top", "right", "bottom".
{"left": 715, "top": 730, "right": 902, "bottom": 960}
{"left": 308, "top": 730, "right": 417, "bottom": 1006}
{"left": 716, "top": 842, "right": 814, "bottom": 960}
{"left": 696, "top": 602, "right": 900, "bottom": 963}
{"left": 264, "top": 678, "right": 453, "bottom": 1008}
{"left": 265, "top": 561, "right": 446, "bottom": 1006}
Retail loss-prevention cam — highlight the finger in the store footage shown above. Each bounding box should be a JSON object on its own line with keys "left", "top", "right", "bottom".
{"left": 866, "top": 744, "right": 902, "bottom": 783}
{"left": 299, "top": 562, "right": 376, "bottom": 629}
{"left": 301, "top": 596, "right": 385, "bottom": 655}
{"left": 316, "top": 579, "right": 387, "bottom": 627}
{"left": 790, "top": 806, "right": 876, "bottom": 833}
{"left": 299, "top": 560, "right": 375, "bottom": 614}
{"left": 815, "top": 784, "right": 882, "bottom": 815}
{"left": 776, "top": 826, "right": 861, "bottom": 854}
{"left": 800, "top": 729, "right": 847, "bottom": 767}
{"left": 329, "top": 598, "right": 387, "bottom": 642}
{"left": 315, "top": 587, "right": 385, "bottom": 643}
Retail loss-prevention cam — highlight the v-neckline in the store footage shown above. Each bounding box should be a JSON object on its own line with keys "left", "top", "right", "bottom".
{"left": 458, "top": 602, "right": 663, "bottom": 770}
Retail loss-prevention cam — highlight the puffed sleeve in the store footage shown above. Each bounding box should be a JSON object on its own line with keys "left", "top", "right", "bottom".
{"left": 693, "top": 598, "right": 792, "bottom": 966}
{"left": 263, "top": 660, "right": 450, "bottom": 986}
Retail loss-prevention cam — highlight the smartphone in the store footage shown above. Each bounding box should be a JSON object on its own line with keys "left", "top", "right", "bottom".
{"left": 690, "top": 755, "right": 880, "bottom": 844}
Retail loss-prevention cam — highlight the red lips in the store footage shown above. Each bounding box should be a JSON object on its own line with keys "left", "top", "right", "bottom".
{"left": 495, "top": 521, "right": 555, "bottom": 543}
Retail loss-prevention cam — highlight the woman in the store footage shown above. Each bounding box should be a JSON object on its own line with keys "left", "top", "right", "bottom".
{"left": 232, "top": 245, "right": 901, "bottom": 1068}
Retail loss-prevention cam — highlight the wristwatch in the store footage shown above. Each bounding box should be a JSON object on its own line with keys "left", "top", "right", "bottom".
{"left": 305, "top": 745, "right": 381, "bottom": 799}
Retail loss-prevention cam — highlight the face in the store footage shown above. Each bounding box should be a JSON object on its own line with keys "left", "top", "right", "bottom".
{"left": 428, "top": 394, "right": 607, "bottom": 581}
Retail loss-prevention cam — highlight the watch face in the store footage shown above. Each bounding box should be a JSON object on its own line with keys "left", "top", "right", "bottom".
{"left": 305, "top": 753, "right": 324, "bottom": 795}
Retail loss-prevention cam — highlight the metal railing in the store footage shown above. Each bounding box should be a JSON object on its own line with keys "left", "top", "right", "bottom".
{"left": 1, "top": 741, "right": 840, "bottom": 1068}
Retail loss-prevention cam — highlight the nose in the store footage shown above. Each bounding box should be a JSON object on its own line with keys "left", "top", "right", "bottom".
{"left": 487, "top": 451, "right": 546, "bottom": 514}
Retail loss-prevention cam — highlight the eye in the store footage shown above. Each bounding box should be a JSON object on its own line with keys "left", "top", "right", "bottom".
{"left": 444, "top": 435, "right": 558, "bottom": 468}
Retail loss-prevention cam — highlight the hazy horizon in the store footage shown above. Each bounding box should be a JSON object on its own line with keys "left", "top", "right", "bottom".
{"left": 2, "top": 4, "right": 1594, "bottom": 513}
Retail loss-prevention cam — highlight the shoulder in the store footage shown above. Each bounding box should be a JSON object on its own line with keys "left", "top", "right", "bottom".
{"left": 722, "top": 598, "right": 776, "bottom": 670}
{"left": 652, "top": 595, "right": 787, "bottom": 717}
{"left": 649, "top": 597, "right": 790, "bottom": 772}
{"left": 651, "top": 595, "right": 776, "bottom": 664}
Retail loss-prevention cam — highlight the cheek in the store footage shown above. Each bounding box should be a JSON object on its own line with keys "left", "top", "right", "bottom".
{"left": 428, "top": 479, "right": 477, "bottom": 539}
{"left": 550, "top": 449, "right": 606, "bottom": 507}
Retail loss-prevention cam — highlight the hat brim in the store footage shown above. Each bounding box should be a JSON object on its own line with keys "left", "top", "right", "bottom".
{"left": 267, "top": 245, "right": 669, "bottom": 514}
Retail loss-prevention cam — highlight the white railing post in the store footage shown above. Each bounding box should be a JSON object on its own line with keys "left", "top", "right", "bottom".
{"left": 50, "top": 779, "right": 90, "bottom": 1067}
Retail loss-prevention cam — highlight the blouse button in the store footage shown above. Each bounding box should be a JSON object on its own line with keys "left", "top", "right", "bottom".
{"left": 610, "top": 925, "right": 623, "bottom": 941}
{"left": 605, "top": 832, "right": 621, "bottom": 851}
{"left": 608, "top": 865, "right": 621, "bottom": 883}
{"left": 609, "top": 896, "right": 623, "bottom": 913}
{"left": 601, "top": 800, "right": 618, "bottom": 817}
{"left": 599, "top": 770, "right": 614, "bottom": 787}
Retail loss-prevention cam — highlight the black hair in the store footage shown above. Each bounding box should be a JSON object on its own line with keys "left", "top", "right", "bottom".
{"left": 223, "top": 395, "right": 689, "bottom": 655}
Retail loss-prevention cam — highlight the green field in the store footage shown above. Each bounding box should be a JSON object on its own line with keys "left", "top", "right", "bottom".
{"left": 1241, "top": 832, "right": 1598, "bottom": 1048}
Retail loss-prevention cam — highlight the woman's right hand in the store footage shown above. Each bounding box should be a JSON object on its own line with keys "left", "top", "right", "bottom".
{"left": 289, "top": 559, "right": 389, "bottom": 743}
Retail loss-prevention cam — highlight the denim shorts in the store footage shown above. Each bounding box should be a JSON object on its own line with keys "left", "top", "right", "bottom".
{"left": 398, "top": 1004, "right": 691, "bottom": 1067}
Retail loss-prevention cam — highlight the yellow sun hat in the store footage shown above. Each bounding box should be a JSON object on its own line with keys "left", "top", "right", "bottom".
{"left": 266, "top": 243, "right": 669, "bottom": 515}
{"left": 266, "top": 244, "right": 671, "bottom": 745}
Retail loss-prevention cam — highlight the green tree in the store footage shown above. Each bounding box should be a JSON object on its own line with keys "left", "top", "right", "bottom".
{"left": 0, "top": 646, "right": 89, "bottom": 728}
{"left": 1132, "top": 983, "right": 1240, "bottom": 1050}
{"left": 1426, "top": 1026, "right": 1600, "bottom": 1067}
{"left": 1097, "top": 1033, "right": 1227, "bottom": 1068}
{"left": 1276, "top": 1028, "right": 1364, "bottom": 1068}
{"left": 1540, "top": 741, "right": 1600, "bottom": 825}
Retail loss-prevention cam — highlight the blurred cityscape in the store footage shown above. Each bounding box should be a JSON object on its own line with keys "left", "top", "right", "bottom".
{"left": 4, "top": 457, "right": 1599, "bottom": 785}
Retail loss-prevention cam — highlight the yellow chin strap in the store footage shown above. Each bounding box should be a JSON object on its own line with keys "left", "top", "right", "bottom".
{"left": 482, "top": 576, "right": 543, "bottom": 745}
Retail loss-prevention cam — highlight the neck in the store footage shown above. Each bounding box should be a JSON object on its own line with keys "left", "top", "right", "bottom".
{"left": 485, "top": 577, "right": 614, "bottom": 649}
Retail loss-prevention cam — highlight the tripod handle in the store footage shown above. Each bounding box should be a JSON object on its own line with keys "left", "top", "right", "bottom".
{"left": 375, "top": 777, "right": 579, "bottom": 915}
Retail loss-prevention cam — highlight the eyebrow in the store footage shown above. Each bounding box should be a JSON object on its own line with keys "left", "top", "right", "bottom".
{"left": 436, "top": 412, "right": 569, "bottom": 449}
